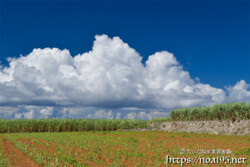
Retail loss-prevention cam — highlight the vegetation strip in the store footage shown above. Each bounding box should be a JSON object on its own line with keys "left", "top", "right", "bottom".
{"left": 1, "top": 134, "right": 41, "bottom": 167}
{"left": 171, "top": 102, "right": 250, "bottom": 121}
{"left": 0, "top": 135, "right": 8, "bottom": 166}
{"left": 0, "top": 119, "right": 148, "bottom": 133}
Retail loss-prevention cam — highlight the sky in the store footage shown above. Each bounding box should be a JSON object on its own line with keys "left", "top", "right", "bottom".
{"left": 0, "top": 0, "right": 249, "bottom": 120}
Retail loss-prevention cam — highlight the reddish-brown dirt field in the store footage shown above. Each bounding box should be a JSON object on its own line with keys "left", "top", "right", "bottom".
{"left": 1, "top": 136, "right": 41, "bottom": 167}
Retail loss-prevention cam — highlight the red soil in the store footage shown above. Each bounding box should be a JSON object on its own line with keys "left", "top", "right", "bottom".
{"left": 1, "top": 135, "right": 41, "bottom": 167}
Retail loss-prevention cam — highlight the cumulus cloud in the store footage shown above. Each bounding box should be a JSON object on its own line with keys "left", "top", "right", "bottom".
{"left": 124, "top": 111, "right": 169, "bottom": 120}
{"left": 13, "top": 106, "right": 54, "bottom": 119}
{"left": 87, "top": 110, "right": 121, "bottom": 119}
{"left": 0, "top": 105, "right": 169, "bottom": 120}
{"left": 226, "top": 80, "right": 250, "bottom": 102}
{"left": 0, "top": 106, "right": 73, "bottom": 119}
{"left": 0, "top": 34, "right": 249, "bottom": 120}
{"left": 0, "top": 106, "right": 18, "bottom": 119}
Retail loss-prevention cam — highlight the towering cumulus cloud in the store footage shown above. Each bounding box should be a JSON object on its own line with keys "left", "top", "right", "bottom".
{"left": 0, "top": 35, "right": 249, "bottom": 117}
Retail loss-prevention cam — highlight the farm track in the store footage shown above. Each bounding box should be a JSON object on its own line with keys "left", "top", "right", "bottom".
{"left": 0, "top": 135, "right": 41, "bottom": 167}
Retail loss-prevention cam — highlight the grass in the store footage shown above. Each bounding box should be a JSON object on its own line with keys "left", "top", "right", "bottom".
{"left": 149, "top": 117, "right": 172, "bottom": 123}
{"left": 0, "top": 119, "right": 148, "bottom": 133}
{"left": 171, "top": 102, "right": 250, "bottom": 121}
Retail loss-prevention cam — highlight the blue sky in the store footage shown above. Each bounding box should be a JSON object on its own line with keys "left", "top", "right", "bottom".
{"left": 1, "top": 0, "right": 249, "bottom": 87}
{"left": 0, "top": 0, "right": 249, "bottom": 119}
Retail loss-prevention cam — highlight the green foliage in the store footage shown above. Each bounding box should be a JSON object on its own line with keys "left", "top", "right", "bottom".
{"left": 0, "top": 119, "right": 148, "bottom": 133}
{"left": 245, "top": 148, "right": 250, "bottom": 156}
{"left": 0, "top": 136, "right": 8, "bottom": 166}
{"left": 149, "top": 117, "right": 172, "bottom": 123}
{"left": 170, "top": 102, "right": 250, "bottom": 121}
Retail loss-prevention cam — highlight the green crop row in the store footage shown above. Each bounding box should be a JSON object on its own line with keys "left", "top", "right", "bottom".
{"left": 0, "top": 119, "right": 148, "bottom": 133}
{"left": 170, "top": 102, "right": 250, "bottom": 121}
{"left": 0, "top": 135, "right": 8, "bottom": 166}
{"left": 149, "top": 117, "right": 172, "bottom": 123}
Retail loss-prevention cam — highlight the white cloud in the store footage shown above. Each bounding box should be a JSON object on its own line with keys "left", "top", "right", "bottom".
{"left": 39, "top": 108, "right": 53, "bottom": 119}
{"left": 88, "top": 110, "right": 112, "bottom": 119}
{"left": 226, "top": 80, "right": 250, "bottom": 102}
{"left": 87, "top": 110, "right": 122, "bottom": 119}
{"left": 147, "top": 110, "right": 170, "bottom": 118}
{"left": 23, "top": 110, "right": 35, "bottom": 119}
{"left": 0, "top": 34, "right": 249, "bottom": 118}
{"left": 124, "top": 112, "right": 137, "bottom": 119}
{"left": 0, "top": 106, "right": 18, "bottom": 119}
{"left": 12, "top": 106, "right": 55, "bottom": 119}
{"left": 124, "top": 110, "right": 170, "bottom": 120}
{"left": 115, "top": 112, "right": 122, "bottom": 119}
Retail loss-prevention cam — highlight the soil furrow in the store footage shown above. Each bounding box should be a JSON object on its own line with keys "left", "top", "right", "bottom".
{"left": 1, "top": 135, "right": 41, "bottom": 167}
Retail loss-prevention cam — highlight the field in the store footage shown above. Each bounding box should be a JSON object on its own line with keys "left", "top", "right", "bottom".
{"left": 0, "top": 131, "right": 249, "bottom": 167}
